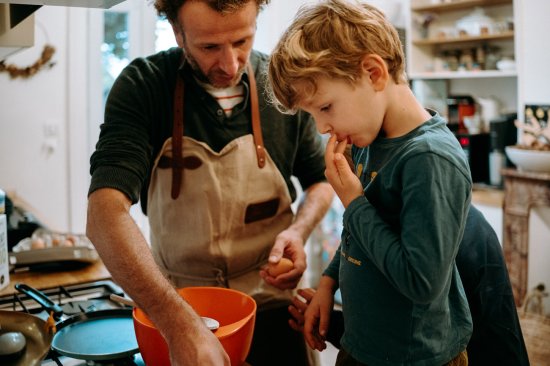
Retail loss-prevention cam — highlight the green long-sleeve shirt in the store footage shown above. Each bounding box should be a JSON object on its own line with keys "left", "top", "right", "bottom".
{"left": 324, "top": 112, "right": 473, "bottom": 365}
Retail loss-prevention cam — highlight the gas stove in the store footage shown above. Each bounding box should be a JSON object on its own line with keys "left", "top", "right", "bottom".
{"left": 0, "top": 280, "right": 144, "bottom": 366}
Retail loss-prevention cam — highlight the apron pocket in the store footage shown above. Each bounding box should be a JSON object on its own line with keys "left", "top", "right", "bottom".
{"left": 245, "top": 198, "right": 280, "bottom": 224}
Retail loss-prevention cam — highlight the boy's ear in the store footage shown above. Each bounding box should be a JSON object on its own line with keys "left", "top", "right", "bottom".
{"left": 361, "top": 54, "right": 389, "bottom": 91}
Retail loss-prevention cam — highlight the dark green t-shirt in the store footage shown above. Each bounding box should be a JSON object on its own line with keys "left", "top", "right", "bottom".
{"left": 89, "top": 48, "right": 326, "bottom": 213}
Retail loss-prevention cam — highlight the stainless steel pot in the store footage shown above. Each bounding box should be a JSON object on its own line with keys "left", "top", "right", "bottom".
{"left": 0, "top": 310, "right": 53, "bottom": 366}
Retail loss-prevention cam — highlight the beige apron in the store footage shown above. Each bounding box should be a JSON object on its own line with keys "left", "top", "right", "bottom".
{"left": 147, "top": 64, "right": 294, "bottom": 307}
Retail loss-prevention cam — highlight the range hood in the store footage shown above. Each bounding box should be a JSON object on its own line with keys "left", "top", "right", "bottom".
{"left": 0, "top": 0, "right": 126, "bottom": 60}
{"left": 0, "top": 4, "right": 34, "bottom": 59}
{"left": 0, "top": 0, "right": 125, "bottom": 8}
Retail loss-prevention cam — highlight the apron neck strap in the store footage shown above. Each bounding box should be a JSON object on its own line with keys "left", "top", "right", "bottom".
{"left": 171, "top": 61, "right": 185, "bottom": 200}
{"left": 247, "top": 63, "right": 266, "bottom": 169}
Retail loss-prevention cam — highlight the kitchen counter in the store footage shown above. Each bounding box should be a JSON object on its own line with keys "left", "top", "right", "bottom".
{"left": 472, "top": 184, "right": 504, "bottom": 207}
{"left": 0, "top": 259, "right": 111, "bottom": 296}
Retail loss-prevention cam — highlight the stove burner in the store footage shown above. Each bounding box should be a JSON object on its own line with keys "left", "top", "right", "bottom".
{"left": 0, "top": 280, "right": 126, "bottom": 318}
{"left": 61, "top": 300, "right": 101, "bottom": 315}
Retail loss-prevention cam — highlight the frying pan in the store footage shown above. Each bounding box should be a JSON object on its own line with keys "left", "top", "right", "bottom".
{"left": 0, "top": 310, "right": 53, "bottom": 366}
{"left": 14, "top": 283, "right": 139, "bottom": 361}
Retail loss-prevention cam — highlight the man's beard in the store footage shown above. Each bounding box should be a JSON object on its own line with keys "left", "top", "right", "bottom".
{"left": 183, "top": 48, "right": 245, "bottom": 89}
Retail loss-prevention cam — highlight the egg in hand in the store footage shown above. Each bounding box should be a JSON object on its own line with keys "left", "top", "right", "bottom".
{"left": 267, "top": 257, "right": 294, "bottom": 276}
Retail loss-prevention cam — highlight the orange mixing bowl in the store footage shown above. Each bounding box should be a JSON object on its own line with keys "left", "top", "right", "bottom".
{"left": 133, "top": 287, "right": 257, "bottom": 366}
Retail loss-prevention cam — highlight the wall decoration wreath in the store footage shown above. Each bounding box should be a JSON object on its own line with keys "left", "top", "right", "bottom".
{"left": 0, "top": 44, "right": 56, "bottom": 79}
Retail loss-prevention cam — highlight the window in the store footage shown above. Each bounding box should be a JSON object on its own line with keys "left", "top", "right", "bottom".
{"left": 87, "top": 0, "right": 157, "bottom": 240}
{"left": 102, "top": 11, "right": 130, "bottom": 102}
{"left": 155, "top": 18, "right": 177, "bottom": 53}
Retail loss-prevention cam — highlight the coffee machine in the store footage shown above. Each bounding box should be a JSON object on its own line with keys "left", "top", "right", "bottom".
{"left": 488, "top": 113, "right": 517, "bottom": 186}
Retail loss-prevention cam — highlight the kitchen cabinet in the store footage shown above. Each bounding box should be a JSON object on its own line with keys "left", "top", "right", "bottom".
{"left": 0, "top": 4, "right": 34, "bottom": 59}
{"left": 406, "top": 0, "right": 518, "bottom": 118}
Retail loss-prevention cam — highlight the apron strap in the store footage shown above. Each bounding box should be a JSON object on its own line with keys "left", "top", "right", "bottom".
{"left": 247, "top": 63, "right": 266, "bottom": 168}
{"left": 170, "top": 62, "right": 266, "bottom": 199}
{"left": 171, "top": 74, "right": 184, "bottom": 199}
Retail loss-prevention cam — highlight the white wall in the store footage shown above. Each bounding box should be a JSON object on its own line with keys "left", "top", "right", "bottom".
{"left": 0, "top": 6, "right": 73, "bottom": 232}
{"left": 0, "top": 3, "right": 151, "bottom": 234}
{"left": 517, "top": 0, "right": 550, "bottom": 105}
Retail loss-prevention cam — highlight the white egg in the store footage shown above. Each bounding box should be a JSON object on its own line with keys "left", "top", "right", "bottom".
{"left": 0, "top": 331, "right": 27, "bottom": 357}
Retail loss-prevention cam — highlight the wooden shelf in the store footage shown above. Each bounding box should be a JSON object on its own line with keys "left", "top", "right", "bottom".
{"left": 412, "top": 0, "right": 512, "bottom": 13}
{"left": 413, "top": 31, "right": 514, "bottom": 46}
{"left": 410, "top": 70, "right": 516, "bottom": 79}
{"left": 408, "top": 0, "right": 517, "bottom": 115}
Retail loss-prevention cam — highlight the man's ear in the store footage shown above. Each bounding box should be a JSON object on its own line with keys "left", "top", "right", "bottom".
{"left": 361, "top": 54, "right": 389, "bottom": 91}
{"left": 170, "top": 22, "right": 185, "bottom": 48}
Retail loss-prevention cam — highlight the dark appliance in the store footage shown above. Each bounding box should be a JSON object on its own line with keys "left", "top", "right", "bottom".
{"left": 447, "top": 95, "right": 476, "bottom": 133}
{"left": 4, "top": 194, "right": 45, "bottom": 251}
{"left": 456, "top": 132, "right": 490, "bottom": 183}
{"left": 489, "top": 113, "right": 518, "bottom": 186}
{"left": 0, "top": 280, "right": 144, "bottom": 366}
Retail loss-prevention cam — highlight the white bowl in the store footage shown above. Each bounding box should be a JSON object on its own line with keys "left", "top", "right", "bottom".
{"left": 505, "top": 146, "right": 550, "bottom": 173}
{"left": 496, "top": 59, "right": 516, "bottom": 71}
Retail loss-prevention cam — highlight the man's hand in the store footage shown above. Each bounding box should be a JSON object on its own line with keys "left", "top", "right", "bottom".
{"left": 167, "top": 321, "right": 230, "bottom": 366}
{"left": 260, "top": 178, "right": 333, "bottom": 290}
{"left": 260, "top": 228, "right": 306, "bottom": 290}
{"left": 324, "top": 135, "right": 363, "bottom": 208}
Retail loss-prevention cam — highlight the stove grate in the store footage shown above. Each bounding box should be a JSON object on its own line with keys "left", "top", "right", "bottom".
{"left": 0, "top": 280, "right": 125, "bottom": 314}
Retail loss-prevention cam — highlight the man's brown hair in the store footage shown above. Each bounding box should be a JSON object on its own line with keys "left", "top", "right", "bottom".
{"left": 154, "top": 0, "right": 270, "bottom": 25}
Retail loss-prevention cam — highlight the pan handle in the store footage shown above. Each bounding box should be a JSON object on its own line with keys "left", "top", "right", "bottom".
{"left": 14, "top": 283, "right": 64, "bottom": 318}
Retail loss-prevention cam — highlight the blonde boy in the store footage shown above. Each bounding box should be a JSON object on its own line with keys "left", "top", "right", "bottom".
{"left": 268, "top": 1, "right": 472, "bottom": 365}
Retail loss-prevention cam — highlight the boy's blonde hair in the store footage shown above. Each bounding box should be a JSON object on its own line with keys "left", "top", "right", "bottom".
{"left": 268, "top": 0, "right": 407, "bottom": 113}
